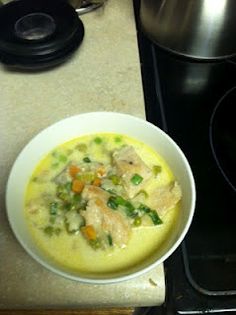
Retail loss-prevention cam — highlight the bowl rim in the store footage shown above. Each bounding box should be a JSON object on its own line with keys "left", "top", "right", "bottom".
{"left": 6, "top": 111, "right": 196, "bottom": 284}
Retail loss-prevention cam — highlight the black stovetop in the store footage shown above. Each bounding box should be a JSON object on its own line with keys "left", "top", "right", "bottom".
{"left": 134, "top": 2, "right": 236, "bottom": 313}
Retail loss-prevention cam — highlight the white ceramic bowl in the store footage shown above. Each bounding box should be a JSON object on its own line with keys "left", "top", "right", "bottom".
{"left": 6, "top": 112, "right": 196, "bottom": 283}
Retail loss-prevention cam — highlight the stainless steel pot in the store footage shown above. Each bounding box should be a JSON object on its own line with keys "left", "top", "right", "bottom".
{"left": 69, "top": 0, "right": 105, "bottom": 14}
{"left": 140, "top": 0, "right": 236, "bottom": 60}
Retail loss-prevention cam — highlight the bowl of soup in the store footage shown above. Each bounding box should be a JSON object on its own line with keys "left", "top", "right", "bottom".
{"left": 6, "top": 112, "right": 196, "bottom": 283}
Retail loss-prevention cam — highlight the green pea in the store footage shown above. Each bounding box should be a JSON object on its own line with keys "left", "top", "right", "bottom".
{"left": 49, "top": 202, "right": 58, "bottom": 215}
{"left": 134, "top": 217, "right": 142, "bottom": 227}
{"left": 94, "top": 137, "right": 102, "bottom": 144}
{"left": 109, "top": 175, "right": 121, "bottom": 185}
{"left": 114, "top": 137, "right": 122, "bottom": 143}
{"left": 58, "top": 154, "right": 67, "bottom": 163}
{"left": 153, "top": 165, "right": 162, "bottom": 176}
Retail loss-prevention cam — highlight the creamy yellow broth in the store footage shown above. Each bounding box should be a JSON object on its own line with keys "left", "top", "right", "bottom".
{"left": 25, "top": 133, "right": 180, "bottom": 275}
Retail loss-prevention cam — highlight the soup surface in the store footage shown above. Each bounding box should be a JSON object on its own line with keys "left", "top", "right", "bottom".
{"left": 25, "top": 133, "right": 181, "bottom": 275}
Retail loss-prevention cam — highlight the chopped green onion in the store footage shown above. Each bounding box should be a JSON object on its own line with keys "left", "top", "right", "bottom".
{"left": 139, "top": 203, "right": 162, "bottom": 224}
{"left": 114, "top": 196, "right": 126, "bottom": 206}
{"left": 153, "top": 165, "right": 162, "bottom": 176}
{"left": 49, "top": 202, "right": 58, "bottom": 215}
{"left": 107, "top": 195, "right": 135, "bottom": 217}
{"left": 83, "top": 157, "right": 91, "bottom": 163}
{"left": 107, "top": 234, "right": 113, "bottom": 246}
{"left": 63, "top": 182, "right": 71, "bottom": 192}
{"left": 107, "top": 195, "right": 126, "bottom": 209}
{"left": 107, "top": 196, "right": 118, "bottom": 209}
{"left": 123, "top": 201, "right": 135, "bottom": 217}
{"left": 73, "top": 194, "right": 82, "bottom": 203}
{"left": 148, "top": 210, "right": 163, "bottom": 225}
{"left": 131, "top": 174, "right": 143, "bottom": 185}
{"left": 94, "top": 137, "right": 102, "bottom": 144}
{"left": 127, "top": 210, "right": 138, "bottom": 218}
{"left": 102, "top": 187, "right": 116, "bottom": 194}
{"left": 138, "top": 203, "right": 151, "bottom": 213}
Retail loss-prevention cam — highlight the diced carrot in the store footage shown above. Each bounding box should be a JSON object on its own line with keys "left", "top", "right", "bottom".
{"left": 92, "top": 177, "right": 101, "bottom": 187}
{"left": 81, "top": 225, "right": 97, "bottom": 240}
{"left": 69, "top": 165, "right": 81, "bottom": 178}
{"left": 96, "top": 165, "right": 106, "bottom": 177}
{"left": 72, "top": 179, "right": 84, "bottom": 193}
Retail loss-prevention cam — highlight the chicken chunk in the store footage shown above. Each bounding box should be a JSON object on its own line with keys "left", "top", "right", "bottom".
{"left": 81, "top": 185, "right": 131, "bottom": 247}
{"left": 112, "top": 146, "right": 152, "bottom": 198}
{"left": 147, "top": 181, "right": 182, "bottom": 216}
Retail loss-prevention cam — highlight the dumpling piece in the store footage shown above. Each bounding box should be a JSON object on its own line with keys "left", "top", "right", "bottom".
{"left": 81, "top": 185, "right": 131, "bottom": 248}
{"left": 112, "top": 146, "right": 152, "bottom": 198}
{"left": 147, "top": 181, "right": 182, "bottom": 217}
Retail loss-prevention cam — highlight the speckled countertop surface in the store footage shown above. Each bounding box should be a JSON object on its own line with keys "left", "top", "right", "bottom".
{"left": 0, "top": 0, "right": 165, "bottom": 309}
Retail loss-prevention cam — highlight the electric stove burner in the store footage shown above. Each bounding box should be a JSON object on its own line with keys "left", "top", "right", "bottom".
{"left": 210, "top": 86, "right": 236, "bottom": 192}
{"left": 134, "top": 0, "right": 236, "bottom": 309}
{"left": 76, "top": 0, "right": 105, "bottom": 15}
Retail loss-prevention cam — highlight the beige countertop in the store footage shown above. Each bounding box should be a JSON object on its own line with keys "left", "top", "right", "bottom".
{"left": 0, "top": 0, "right": 165, "bottom": 309}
